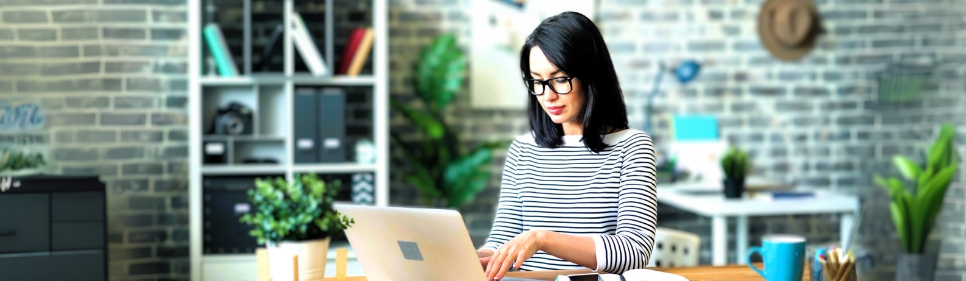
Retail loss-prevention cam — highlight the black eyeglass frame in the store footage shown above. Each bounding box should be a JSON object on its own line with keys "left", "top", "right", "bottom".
{"left": 523, "top": 76, "right": 575, "bottom": 96}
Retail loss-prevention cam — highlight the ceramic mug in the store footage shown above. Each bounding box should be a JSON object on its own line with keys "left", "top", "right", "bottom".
{"left": 746, "top": 234, "right": 806, "bottom": 281}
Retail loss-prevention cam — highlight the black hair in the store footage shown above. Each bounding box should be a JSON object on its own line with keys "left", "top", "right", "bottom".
{"left": 520, "top": 11, "right": 629, "bottom": 153}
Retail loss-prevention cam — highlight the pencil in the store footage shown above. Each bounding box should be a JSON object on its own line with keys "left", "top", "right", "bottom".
{"left": 835, "top": 258, "right": 854, "bottom": 281}
{"left": 822, "top": 260, "right": 835, "bottom": 281}
{"left": 828, "top": 248, "right": 839, "bottom": 273}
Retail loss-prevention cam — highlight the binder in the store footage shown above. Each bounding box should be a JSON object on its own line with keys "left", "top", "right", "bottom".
{"left": 293, "top": 88, "right": 318, "bottom": 163}
{"left": 318, "top": 88, "right": 346, "bottom": 163}
{"left": 202, "top": 23, "right": 238, "bottom": 77}
{"left": 290, "top": 12, "right": 329, "bottom": 76}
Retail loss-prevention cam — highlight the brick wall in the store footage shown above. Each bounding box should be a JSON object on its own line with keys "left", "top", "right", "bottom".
{"left": 2, "top": 0, "right": 963, "bottom": 279}
{"left": 387, "top": 0, "right": 966, "bottom": 279}
{"left": 0, "top": 0, "right": 189, "bottom": 280}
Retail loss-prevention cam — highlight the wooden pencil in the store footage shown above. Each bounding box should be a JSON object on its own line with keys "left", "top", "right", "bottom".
{"left": 835, "top": 256, "right": 855, "bottom": 281}
{"left": 822, "top": 260, "right": 835, "bottom": 281}
{"left": 828, "top": 249, "right": 839, "bottom": 274}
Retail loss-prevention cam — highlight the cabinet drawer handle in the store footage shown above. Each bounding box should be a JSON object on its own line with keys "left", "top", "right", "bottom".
{"left": 0, "top": 228, "right": 14, "bottom": 236}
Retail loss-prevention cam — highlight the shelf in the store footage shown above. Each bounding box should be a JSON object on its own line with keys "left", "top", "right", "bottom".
{"left": 201, "top": 254, "right": 256, "bottom": 262}
{"left": 202, "top": 135, "right": 285, "bottom": 142}
{"left": 190, "top": 0, "right": 389, "bottom": 279}
{"left": 202, "top": 241, "right": 356, "bottom": 261}
{"left": 201, "top": 165, "right": 286, "bottom": 175}
{"left": 200, "top": 75, "right": 376, "bottom": 86}
{"left": 290, "top": 75, "right": 376, "bottom": 86}
{"left": 292, "top": 163, "right": 377, "bottom": 174}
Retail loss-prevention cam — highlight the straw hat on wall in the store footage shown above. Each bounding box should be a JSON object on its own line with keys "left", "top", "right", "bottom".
{"left": 757, "top": 0, "right": 824, "bottom": 61}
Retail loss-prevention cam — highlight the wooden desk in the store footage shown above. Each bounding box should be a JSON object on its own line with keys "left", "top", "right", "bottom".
{"left": 319, "top": 263, "right": 810, "bottom": 281}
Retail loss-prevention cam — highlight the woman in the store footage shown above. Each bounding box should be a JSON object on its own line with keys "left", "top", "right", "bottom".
{"left": 476, "top": 11, "right": 657, "bottom": 280}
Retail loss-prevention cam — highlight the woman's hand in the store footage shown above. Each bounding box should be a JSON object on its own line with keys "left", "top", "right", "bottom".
{"left": 478, "top": 249, "right": 494, "bottom": 269}
{"left": 485, "top": 230, "right": 546, "bottom": 281}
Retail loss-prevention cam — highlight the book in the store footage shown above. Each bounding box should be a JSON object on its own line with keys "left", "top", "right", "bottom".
{"left": 346, "top": 28, "right": 374, "bottom": 76}
{"left": 259, "top": 23, "right": 284, "bottom": 71}
{"left": 289, "top": 12, "right": 329, "bottom": 76}
{"left": 338, "top": 27, "right": 367, "bottom": 75}
{"left": 202, "top": 23, "right": 238, "bottom": 77}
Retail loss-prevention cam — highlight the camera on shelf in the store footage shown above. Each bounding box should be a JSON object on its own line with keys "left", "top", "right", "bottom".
{"left": 209, "top": 102, "right": 254, "bottom": 135}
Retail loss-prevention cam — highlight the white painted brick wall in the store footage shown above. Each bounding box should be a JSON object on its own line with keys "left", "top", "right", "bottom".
{"left": 388, "top": 0, "right": 966, "bottom": 279}
{"left": 0, "top": 0, "right": 189, "bottom": 280}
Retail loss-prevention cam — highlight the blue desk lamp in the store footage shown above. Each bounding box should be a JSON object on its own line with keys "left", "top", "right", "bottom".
{"left": 643, "top": 60, "right": 701, "bottom": 134}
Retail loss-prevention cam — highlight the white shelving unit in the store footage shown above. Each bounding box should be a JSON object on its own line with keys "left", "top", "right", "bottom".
{"left": 188, "top": 0, "right": 388, "bottom": 280}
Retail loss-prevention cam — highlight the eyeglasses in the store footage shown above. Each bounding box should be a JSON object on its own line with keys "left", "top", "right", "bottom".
{"left": 523, "top": 76, "right": 574, "bottom": 96}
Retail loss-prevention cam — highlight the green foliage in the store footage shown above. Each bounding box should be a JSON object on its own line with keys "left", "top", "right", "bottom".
{"left": 0, "top": 149, "right": 46, "bottom": 172}
{"left": 239, "top": 173, "right": 354, "bottom": 245}
{"left": 391, "top": 33, "right": 507, "bottom": 208}
{"left": 875, "top": 124, "right": 958, "bottom": 253}
{"left": 720, "top": 147, "right": 750, "bottom": 179}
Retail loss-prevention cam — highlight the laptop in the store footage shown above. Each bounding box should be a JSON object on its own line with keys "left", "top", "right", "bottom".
{"left": 336, "top": 204, "right": 542, "bottom": 281}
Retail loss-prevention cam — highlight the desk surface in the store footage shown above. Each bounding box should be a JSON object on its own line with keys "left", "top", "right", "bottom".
{"left": 658, "top": 188, "right": 859, "bottom": 216}
{"left": 319, "top": 264, "right": 809, "bottom": 281}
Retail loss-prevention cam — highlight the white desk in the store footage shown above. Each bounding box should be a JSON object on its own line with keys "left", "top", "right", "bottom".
{"left": 657, "top": 182, "right": 860, "bottom": 266}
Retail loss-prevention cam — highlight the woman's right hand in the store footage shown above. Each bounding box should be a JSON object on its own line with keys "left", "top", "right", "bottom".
{"left": 477, "top": 249, "right": 495, "bottom": 269}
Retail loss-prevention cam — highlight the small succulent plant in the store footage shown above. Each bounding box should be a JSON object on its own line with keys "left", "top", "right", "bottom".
{"left": 720, "top": 147, "right": 750, "bottom": 180}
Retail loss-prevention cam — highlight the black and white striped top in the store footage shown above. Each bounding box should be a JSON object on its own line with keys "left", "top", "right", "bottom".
{"left": 480, "top": 129, "right": 658, "bottom": 274}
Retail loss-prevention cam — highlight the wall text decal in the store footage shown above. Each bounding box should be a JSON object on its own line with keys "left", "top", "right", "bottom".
{"left": 0, "top": 102, "right": 46, "bottom": 131}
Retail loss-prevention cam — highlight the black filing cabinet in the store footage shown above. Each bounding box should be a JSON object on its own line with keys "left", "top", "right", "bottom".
{"left": 0, "top": 175, "right": 106, "bottom": 281}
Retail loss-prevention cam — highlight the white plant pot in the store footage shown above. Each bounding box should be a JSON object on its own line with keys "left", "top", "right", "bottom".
{"left": 0, "top": 168, "right": 43, "bottom": 177}
{"left": 267, "top": 238, "right": 330, "bottom": 281}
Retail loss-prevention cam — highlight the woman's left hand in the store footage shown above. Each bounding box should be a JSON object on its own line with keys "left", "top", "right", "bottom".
{"left": 485, "top": 230, "right": 546, "bottom": 281}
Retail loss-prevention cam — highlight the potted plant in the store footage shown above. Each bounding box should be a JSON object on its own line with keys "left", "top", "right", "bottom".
{"left": 0, "top": 149, "right": 46, "bottom": 176}
{"left": 390, "top": 33, "right": 505, "bottom": 208}
{"left": 875, "top": 124, "right": 958, "bottom": 281}
{"left": 239, "top": 173, "right": 354, "bottom": 281}
{"left": 720, "top": 147, "right": 750, "bottom": 198}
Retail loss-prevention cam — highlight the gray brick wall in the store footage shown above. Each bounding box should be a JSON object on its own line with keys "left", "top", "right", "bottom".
{"left": 0, "top": 0, "right": 188, "bottom": 280}
{"left": 388, "top": 0, "right": 966, "bottom": 279}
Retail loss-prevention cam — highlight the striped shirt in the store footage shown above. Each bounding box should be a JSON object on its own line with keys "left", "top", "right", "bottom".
{"left": 480, "top": 129, "right": 658, "bottom": 274}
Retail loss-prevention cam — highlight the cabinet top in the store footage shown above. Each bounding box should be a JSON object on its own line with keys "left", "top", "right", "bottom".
{"left": 0, "top": 175, "right": 105, "bottom": 194}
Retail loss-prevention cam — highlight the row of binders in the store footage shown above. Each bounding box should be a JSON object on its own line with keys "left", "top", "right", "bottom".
{"left": 203, "top": 12, "right": 375, "bottom": 77}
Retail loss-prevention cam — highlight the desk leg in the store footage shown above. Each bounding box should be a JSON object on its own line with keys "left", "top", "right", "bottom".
{"left": 713, "top": 215, "right": 727, "bottom": 266}
{"left": 736, "top": 215, "right": 748, "bottom": 265}
{"left": 841, "top": 212, "right": 854, "bottom": 247}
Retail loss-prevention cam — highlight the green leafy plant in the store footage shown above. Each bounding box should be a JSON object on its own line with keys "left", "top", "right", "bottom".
{"left": 239, "top": 173, "right": 354, "bottom": 245}
{"left": 390, "top": 33, "right": 505, "bottom": 208}
{"left": 876, "top": 124, "right": 958, "bottom": 254}
{"left": 720, "top": 147, "right": 750, "bottom": 179}
{"left": 0, "top": 149, "right": 45, "bottom": 172}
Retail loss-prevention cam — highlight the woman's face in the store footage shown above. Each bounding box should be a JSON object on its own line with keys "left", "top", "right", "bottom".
{"left": 528, "top": 46, "right": 586, "bottom": 128}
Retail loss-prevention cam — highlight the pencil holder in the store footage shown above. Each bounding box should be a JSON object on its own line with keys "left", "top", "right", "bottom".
{"left": 808, "top": 260, "right": 858, "bottom": 281}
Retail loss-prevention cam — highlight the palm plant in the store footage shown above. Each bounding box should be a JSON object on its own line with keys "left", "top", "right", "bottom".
{"left": 391, "top": 33, "right": 504, "bottom": 208}
{"left": 875, "top": 124, "right": 958, "bottom": 253}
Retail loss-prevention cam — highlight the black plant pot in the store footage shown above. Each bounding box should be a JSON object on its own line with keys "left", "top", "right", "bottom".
{"left": 896, "top": 253, "right": 937, "bottom": 281}
{"left": 723, "top": 178, "right": 745, "bottom": 198}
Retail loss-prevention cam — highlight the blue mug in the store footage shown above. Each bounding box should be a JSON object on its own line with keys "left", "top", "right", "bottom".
{"left": 746, "top": 234, "right": 806, "bottom": 281}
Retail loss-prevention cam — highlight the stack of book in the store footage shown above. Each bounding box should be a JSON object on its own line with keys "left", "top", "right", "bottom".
{"left": 203, "top": 13, "right": 375, "bottom": 77}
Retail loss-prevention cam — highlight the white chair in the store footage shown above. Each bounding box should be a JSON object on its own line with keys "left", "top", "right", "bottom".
{"left": 647, "top": 227, "right": 701, "bottom": 268}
